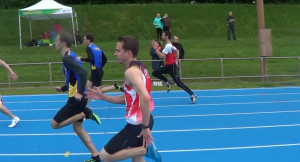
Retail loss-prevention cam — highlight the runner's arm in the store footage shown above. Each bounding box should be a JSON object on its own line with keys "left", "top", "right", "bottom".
{"left": 101, "top": 52, "right": 107, "bottom": 68}
{"left": 100, "top": 94, "right": 125, "bottom": 104}
{"left": 63, "top": 56, "right": 87, "bottom": 95}
{"left": 154, "top": 48, "right": 166, "bottom": 59}
{"left": 80, "top": 47, "right": 94, "bottom": 62}
{"left": 60, "top": 85, "right": 68, "bottom": 92}
{"left": 0, "top": 59, "right": 14, "bottom": 74}
{"left": 174, "top": 47, "right": 179, "bottom": 64}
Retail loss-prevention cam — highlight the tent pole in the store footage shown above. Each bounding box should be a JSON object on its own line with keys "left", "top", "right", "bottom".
{"left": 19, "top": 11, "right": 22, "bottom": 50}
{"left": 29, "top": 19, "right": 32, "bottom": 40}
{"left": 71, "top": 12, "right": 77, "bottom": 47}
{"left": 75, "top": 12, "right": 78, "bottom": 31}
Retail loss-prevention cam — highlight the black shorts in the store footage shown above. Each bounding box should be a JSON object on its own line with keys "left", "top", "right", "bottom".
{"left": 89, "top": 68, "right": 104, "bottom": 87}
{"left": 104, "top": 114, "right": 154, "bottom": 154}
{"left": 53, "top": 97, "right": 88, "bottom": 123}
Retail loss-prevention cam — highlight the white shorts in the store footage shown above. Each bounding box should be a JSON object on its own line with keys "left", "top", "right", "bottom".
{"left": 0, "top": 99, "right": 3, "bottom": 105}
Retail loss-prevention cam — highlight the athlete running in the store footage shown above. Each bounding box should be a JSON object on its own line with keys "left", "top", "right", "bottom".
{"left": 86, "top": 36, "right": 162, "bottom": 162}
{"left": 152, "top": 31, "right": 197, "bottom": 103}
{"left": 0, "top": 59, "right": 20, "bottom": 127}
{"left": 51, "top": 30, "right": 101, "bottom": 162}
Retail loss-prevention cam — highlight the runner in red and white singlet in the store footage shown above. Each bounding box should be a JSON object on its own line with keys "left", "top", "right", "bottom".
{"left": 124, "top": 61, "right": 154, "bottom": 125}
{"left": 152, "top": 31, "right": 197, "bottom": 104}
{"left": 86, "top": 36, "right": 162, "bottom": 162}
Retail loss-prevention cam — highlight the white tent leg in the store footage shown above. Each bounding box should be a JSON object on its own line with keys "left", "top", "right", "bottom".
{"left": 76, "top": 12, "right": 78, "bottom": 31}
{"left": 71, "top": 12, "right": 77, "bottom": 47}
{"left": 29, "top": 19, "right": 32, "bottom": 40}
{"left": 75, "top": 12, "right": 78, "bottom": 31}
{"left": 19, "top": 13, "right": 22, "bottom": 50}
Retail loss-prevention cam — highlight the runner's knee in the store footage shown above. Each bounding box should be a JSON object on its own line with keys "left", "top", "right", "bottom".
{"left": 72, "top": 122, "right": 83, "bottom": 133}
{"left": 99, "top": 148, "right": 111, "bottom": 162}
{"left": 131, "top": 156, "right": 145, "bottom": 162}
{"left": 51, "top": 120, "right": 59, "bottom": 129}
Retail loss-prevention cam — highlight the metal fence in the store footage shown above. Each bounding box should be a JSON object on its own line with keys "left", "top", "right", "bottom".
{"left": 1, "top": 56, "right": 300, "bottom": 88}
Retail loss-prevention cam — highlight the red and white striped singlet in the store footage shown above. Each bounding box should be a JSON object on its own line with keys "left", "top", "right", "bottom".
{"left": 123, "top": 61, "right": 154, "bottom": 125}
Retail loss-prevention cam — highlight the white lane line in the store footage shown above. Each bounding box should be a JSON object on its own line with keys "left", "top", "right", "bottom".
{"left": 0, "top": 142, "right": 299, "bottom": 156}
{"left": 7, "top": 99, "right": 300, "bottom": 112}
{"left": 1, "top": 109, "right": 300, "bottom": 122}
{"left": 3, "top": 86, "right": 300, "bottom": 97}
{"left": 0, "top": 123, "right": 299, "bottom": 136}
{"left": 4, "top": 92, "right": 300, "bottom": 104}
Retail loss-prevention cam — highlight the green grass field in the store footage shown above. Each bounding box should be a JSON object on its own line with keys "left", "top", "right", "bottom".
{"left": 0, "top": 3, "right": 300, "bottom": 95}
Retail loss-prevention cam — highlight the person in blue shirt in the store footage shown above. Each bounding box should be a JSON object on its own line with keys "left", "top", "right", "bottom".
{"left": 50, "top": 29, "right": 57, "bottom": 45}
{"left": 51, "top": 30, "right": 102, "bottom": 162}
{"left": 153, "top": 13, "right": 163, "bottom": 42}
{"left": 79, "top": 34, "right": 123, "bottom": 107}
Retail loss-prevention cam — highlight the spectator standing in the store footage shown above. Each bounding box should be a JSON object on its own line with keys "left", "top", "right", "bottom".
{"left": 172, "top": 36, "right": 185, "bottom": 59}
{"left": 153, "top": 13, "right": 163, "bottom": 42}
{"left": 52, "top": 20, "right": 63, "bottom": 34}
{"left": 50, "top": 29, "right": 57, "bottom": 45}
{"left": 227, "top": 12, "right": 236, "bottom": 40}
{"left": 150, "top": 40, "right": 164, "bottom": 71}
{"left": 172, "top": 36, "right": 185, "bottom": 77}
{"left": 161, "top": 14, "right": 171, "bottom": 32}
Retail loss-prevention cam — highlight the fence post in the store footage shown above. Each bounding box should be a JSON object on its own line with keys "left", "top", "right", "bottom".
{"left": 7, "top": 71, "right": 10, "bottom": 88}
{"left": 299, "top": 57, "right": 300, "bottom": 80}
{"left": 49, "top": 63, "right": 52, "bottom": 87}
{"left": 260, "top": 57, "right": 264, "bottom": 81}
{"left": 179, "top": 59, "right": 182, "bottom": 79}
{"left": 220, "top": 59, "right": 224, "bottom": 81}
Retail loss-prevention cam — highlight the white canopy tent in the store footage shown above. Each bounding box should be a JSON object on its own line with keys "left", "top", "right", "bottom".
{"left": 18, "top": 0, "right": 78, "bottom": 49}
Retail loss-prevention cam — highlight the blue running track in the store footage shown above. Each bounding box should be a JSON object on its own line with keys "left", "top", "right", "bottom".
{"left": 1, "top": 86, "right": 300, "bottom": 162}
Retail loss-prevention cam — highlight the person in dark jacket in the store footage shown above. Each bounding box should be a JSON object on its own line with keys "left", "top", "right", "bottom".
{"left": 227, "top": 11, "right": 236, "bottom": 40}
{"left": 172, "top": 36, "right": 184, "bottom": 59}
{"left": 150, "top": 40, "right": 164, "bottom": 71}
{"left": 160, "top": 14, "right": 171, "bottom": 32}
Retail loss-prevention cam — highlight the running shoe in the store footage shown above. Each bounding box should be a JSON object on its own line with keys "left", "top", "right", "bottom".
{"left": 84, "top": 156, "right": 100, "bottom": 162}
{"left": 8, "top": 117, "right": 20, "bottom": 128}
{"left": 166, "top": 81, "right": 173, "bottom": 92}
{"left": 190, "top": 94, "right": 197, "bottom": 104}
{"left": 145, "top": 141, "right": 162, "bottom": 162}
{"left": 85, "top": 107, "right": 101, "bottom": 125}
{"left": 114, "top": 83, "right": 124, "bottom": 92}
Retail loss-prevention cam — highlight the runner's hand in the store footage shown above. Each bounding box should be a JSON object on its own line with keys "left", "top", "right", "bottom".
{"left": 75, "top": 93, "right": 82, "bottom": 101}
{"left": 152, "top": 42, "right": 159, "bottom": 49}
{"left": 55, "top": 87, "right": 62, "bottom": 92}
{"left": 85, "top": 87, "right": 103, "bottom": 100}
{"left": 137, "top": 128, "right": 154, "bottom": 148}
{"left": 10, "top": 72, "right": 18, "bottom": 81}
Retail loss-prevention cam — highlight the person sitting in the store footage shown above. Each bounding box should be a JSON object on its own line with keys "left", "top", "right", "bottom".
{"left": 41, "top": 31, "right": 51, "bottom": 45}
{"left": 75, "top": 31, "right": 83, "bottom": 44}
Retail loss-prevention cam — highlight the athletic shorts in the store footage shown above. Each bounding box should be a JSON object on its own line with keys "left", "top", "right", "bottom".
{"left": 89, "top": 68, "right": 104, "bottom": 87}
{"left": 104, "top": 114, "right": 154, "bottom": 154}
{"left": 53, "top": 97, "right": 88, "bottom": 123}
{"left": 0, "top": 99, "right": 3, "bottom": 105}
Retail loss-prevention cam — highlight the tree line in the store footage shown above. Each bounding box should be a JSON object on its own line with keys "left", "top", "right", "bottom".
{"left": 1, "top": 0, "right": 298, "bottom": 9}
